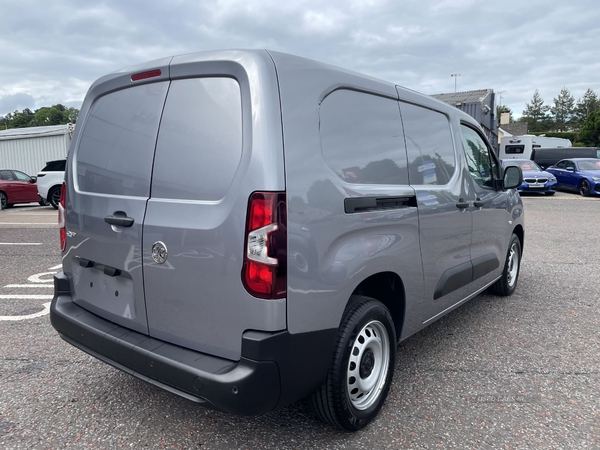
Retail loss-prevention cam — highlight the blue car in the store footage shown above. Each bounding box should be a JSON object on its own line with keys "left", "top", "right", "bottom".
{"left": 546, "top": 158, "right": 600, "bottom": 197}
{"left": 501, "top": 159, "right": 558, "bottom": 195}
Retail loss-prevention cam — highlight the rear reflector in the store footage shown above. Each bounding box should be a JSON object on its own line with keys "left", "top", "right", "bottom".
{"left": 242, "top": 192, "right": 286, "bottom": 299}
{"left": 131, "top": 69, "right": 162, "bottom": 82}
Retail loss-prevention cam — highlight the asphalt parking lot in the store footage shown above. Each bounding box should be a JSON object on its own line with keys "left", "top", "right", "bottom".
{"left": 1, "top": 192, "right": 599, "bottom": 449}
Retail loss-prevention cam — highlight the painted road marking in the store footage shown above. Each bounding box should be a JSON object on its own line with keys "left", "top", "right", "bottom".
{"left": 0, "top": 302, "right": 50, "bottom": 321}
{"left": 48, "top": 264, "right": 62, "bottom": 270}
{"left": 0, "top": 243, "right": 43, "bottom": 245}
{"left": 0, "top": 295, "right": 53, "bottom": 300}
{"left": 5, "top": 284, "right": 53, "bottom": 288}
{"left": 27, "top": 272, "right": 57, "bottom": 283}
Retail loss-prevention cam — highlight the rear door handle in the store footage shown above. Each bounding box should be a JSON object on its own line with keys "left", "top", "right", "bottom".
{"left": 456, "top": 198, "right": 469, "bottom": 209}
{"left": 473, "top": 198, "right": 485, "bottom": 208}
{"left": 104, "top": 213, "right": 134, "bottom": 227}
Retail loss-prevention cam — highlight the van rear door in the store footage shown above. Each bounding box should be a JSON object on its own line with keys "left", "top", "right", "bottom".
{"left": 66, "top": 76, "right": 170, "bottom": 334}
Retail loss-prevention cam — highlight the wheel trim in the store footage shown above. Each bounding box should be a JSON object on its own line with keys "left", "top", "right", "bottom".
{"left": 507, "top": 242, "right": 520, "bottom": 288}
{"left": 347, "top": 320, "right": 390, "bottom": 410}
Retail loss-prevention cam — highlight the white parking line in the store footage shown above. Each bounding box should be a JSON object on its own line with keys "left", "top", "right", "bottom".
{"left": 0, "top": 302, "right": 51, "bottom": 321}
{"left": 48, "top": 264, "right": 62, "bottom": 270}
{"left": 27, "top": 272, "right": 57, "bottom": 283}
{"left": 0, "top": 243, "right": 43, "bottom": 245}
{"left": 5, "top": 284, "right": 53, "bottom": 288}
{"left": 0, "top": 295, "right": 53, "bottom": 299}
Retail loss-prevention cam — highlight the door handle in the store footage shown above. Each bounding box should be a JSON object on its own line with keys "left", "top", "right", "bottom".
{"left": 456, "top": 198, "right": 469, "bottom": 209}
{"left": 473, "top": 198, "right": 485, "bottom": 208}
{"left": 104, "top": 213, "right": 134, "bottom": 227}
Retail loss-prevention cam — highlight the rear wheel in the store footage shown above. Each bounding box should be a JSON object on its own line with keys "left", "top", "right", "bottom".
{"left": 48, "top": 186, "right": 61, "bottom": 209}
{"left": 0, "top": 192, "right": 6, "bottom": 209}
{"left": 489, "top": 233, "right": 521, "bottom": 296}
{"left": 309, "top": 295, "right": 396, "bottom": 431}
{"left": 579, "top": 180, "right": 591, "bottom": 197}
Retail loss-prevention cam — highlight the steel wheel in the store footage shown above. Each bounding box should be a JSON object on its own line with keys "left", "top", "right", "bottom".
{"left": 506, "top": 241, "right": 520, "bottom": 288}
{"left": 580, "top": 180, "right": 591, "bottom": 197}
{"left": 309, "top": 296, "right": 396, "bottom": 431}
{"left": 346, "top": 320, "right": 390, "bottom": 410}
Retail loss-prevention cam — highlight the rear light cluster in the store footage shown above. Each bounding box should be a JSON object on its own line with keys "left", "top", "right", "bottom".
{"left": 58, "top": 182, "right": 66, "bottom": 251}
{"left": 242, "top": 192, "right": 287, "bottom": 299}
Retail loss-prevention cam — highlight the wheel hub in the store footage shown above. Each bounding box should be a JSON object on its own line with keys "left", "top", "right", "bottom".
{"left": 359, "top": 349, "right": 375, "bottom": 378}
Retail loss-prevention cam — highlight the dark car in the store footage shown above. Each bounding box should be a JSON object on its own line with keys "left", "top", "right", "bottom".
{"left": 0, "top": 169, "right": 43, "bottom": 209}
{"left": 546, "top": 158, "right": 600, "bottom": 197}
{"left": 501, "top": 159, "right": 557, "bottom": 195}
{"left": 531, "top": 147, "right": 600, "bottom": 169}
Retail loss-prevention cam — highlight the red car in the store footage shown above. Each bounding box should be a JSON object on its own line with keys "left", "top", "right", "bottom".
{"left": 0, "top": 169, "right": 44, "bottom": 209}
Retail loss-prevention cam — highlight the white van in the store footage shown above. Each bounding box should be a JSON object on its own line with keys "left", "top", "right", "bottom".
{"left": 499, "top": 135, "right": 571, "bottom": 160}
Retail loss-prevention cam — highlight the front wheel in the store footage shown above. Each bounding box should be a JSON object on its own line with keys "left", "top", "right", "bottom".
{"left": 579, "top": 180, "right": 591, "bottom": 197}
{"left": 0, "top": 191, "right": 6, "bottom": 209}
{"left": 489, "top": 233, "right": 521, "bottom": 296}
{"left": 309, "top": 295, "right": 396, "bottom": 431}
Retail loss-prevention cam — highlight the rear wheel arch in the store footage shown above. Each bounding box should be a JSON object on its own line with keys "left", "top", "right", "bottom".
{"left": 350, "top": 271, "right": 405, "bottom": 341}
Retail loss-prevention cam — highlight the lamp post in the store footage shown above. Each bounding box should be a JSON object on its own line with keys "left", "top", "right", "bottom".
{"left": 450, "top": 73, "right": 461, "bottom": 93}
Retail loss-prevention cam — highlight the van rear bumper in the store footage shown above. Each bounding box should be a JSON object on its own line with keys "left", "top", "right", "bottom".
{"left": 50, "top": 273, "right": 336, "bottom": 416}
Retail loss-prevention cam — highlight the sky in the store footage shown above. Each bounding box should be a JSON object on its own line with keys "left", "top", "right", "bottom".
{"left": 1, "top": 0, "right": 599, "bottom": 120}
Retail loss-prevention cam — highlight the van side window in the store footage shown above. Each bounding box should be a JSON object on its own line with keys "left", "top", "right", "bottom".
{"left": 460, "top": 125, "right": 494, "bottom": 189}
{"left": 151, "top": 78, "right": 242, "bottom": 201}
{"left": 400, "top": 102, "right": 455, "bottom": 185}
{"left": 76, "top": 82, "right": 170, "bottom": 197}
{"left": 319, "top": 90, "right": 408, "bottom": 185}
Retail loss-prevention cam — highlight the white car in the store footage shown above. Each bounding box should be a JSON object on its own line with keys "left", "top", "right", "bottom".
{"left": 36, "top": 159, "right": 66, "bottom": 208}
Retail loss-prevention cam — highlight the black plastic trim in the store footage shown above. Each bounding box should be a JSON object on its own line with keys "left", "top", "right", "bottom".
{"left": 50, "top": 273, "right": 337, "bottom": 415}
{"left": 434, "top": 261, "right": 472, "bottom": 300}
{"left": 472, "top": 253, "right": 499, "bottom": 281}
{"left": 345, "top": 195, "right": 417, "bottom": 213}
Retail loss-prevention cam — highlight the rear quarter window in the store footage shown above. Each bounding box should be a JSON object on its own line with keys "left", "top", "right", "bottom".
{"left": 41, "top": 160, "right": 66, "bottom": 172}
{"left": 319, "top": 89, "right": 408, "bottom": 185}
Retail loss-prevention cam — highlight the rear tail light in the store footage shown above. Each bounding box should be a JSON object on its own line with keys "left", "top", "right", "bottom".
{"left": 58, "top": 182, "right": 66, "bottom": 251}
{"left": 242, "top": 192, "right": 287, "bottom": 299}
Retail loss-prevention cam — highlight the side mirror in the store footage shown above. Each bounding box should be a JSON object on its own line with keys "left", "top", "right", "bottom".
{"left": 503, "top": 166, "right": 522, "bottom": 190}
{"left": 566, "top": 167, "right": 575, "bottom": 172}
{"left": 30, "top": 177, "right": 37, "bottom": 183}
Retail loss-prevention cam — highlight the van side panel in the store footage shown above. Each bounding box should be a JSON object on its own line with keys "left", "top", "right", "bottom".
{"left": 268, "top": 51, "right": 424, "bottom": 336}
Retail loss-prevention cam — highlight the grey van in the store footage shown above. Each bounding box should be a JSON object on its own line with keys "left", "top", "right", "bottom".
{"left": 50, "top": 50, "right": 524, "bottom": 431}
{"left": 532, "top": 147, "right": 600, "bottom": 169}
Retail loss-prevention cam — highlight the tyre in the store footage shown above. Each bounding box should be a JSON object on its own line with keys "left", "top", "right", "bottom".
{"left": 48, "top": 186, "right": 61, "bottom": 209}
{"left": 579, "top": 180, "right": 591, "bottom": 197}
{"left": 489, "top": 233, "right": 521, "bottom": 296}
{"left": 545, "top": 192, "right": 556, "bottom": 196}
{"left": 309, "top": 295, "right": 396, "bottom": 431}
{"left": 0, "top": 191, "right": 6, "bottom": 210}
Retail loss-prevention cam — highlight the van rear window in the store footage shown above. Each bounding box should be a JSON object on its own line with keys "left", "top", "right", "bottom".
{"left": 505, "top": 145, "right": 524, "bottom": 154}
{"left": 76, "top": 82, "right": 169, "bottom": 197}
{"left": 150, "top": 78, "right": 242, "bottom": 201}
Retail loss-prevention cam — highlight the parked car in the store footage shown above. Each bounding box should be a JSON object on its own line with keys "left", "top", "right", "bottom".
{"left": 0, "top": 169, "right": 44, "bottom": 209}
{"left": 501, "top": 159, "right": 557, "bottom": 195}
{"left": 50, "top": 49, "right": 525, "bottom": 431}
{"left": 546, "top": 158, "right": 600, "bottom": 197}
{"left": 36, "top": 159, "right": 66, "bottom": 209}
{"left": 531, "top": 147, "right": 600, "bottom": 169}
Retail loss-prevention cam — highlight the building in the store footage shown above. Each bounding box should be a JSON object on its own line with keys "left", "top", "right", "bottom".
{"left": 430, "top": 89, "right": 498, "bottom": 150}
{"left": 0, "top": 124, "right": 73, "bottom": 175}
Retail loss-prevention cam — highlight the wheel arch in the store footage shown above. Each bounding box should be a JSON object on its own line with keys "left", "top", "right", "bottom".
{"left": 350, "top": 271, "right": 405, "bottom": 342}
{"left": 512, "top": 224, "right": 524, "bottom": 253}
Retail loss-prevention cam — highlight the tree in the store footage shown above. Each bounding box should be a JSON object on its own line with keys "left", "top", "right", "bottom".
{"left": 522, "top": 90, "right": 551, "bottom": 132}
{"left": 573, "top": 89, "right": 599, "bottom": 131}
{"left": 30, "top": 107, "right": 65, "bottom": 126}
{"left": 2, "top": 105, "right": 79, "bottom": 128}
{"left": 551, "top": 87, "right": 575, "bottom": 132}
{"left": 579, "top": 110, "right": 600, "bottom": 147}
